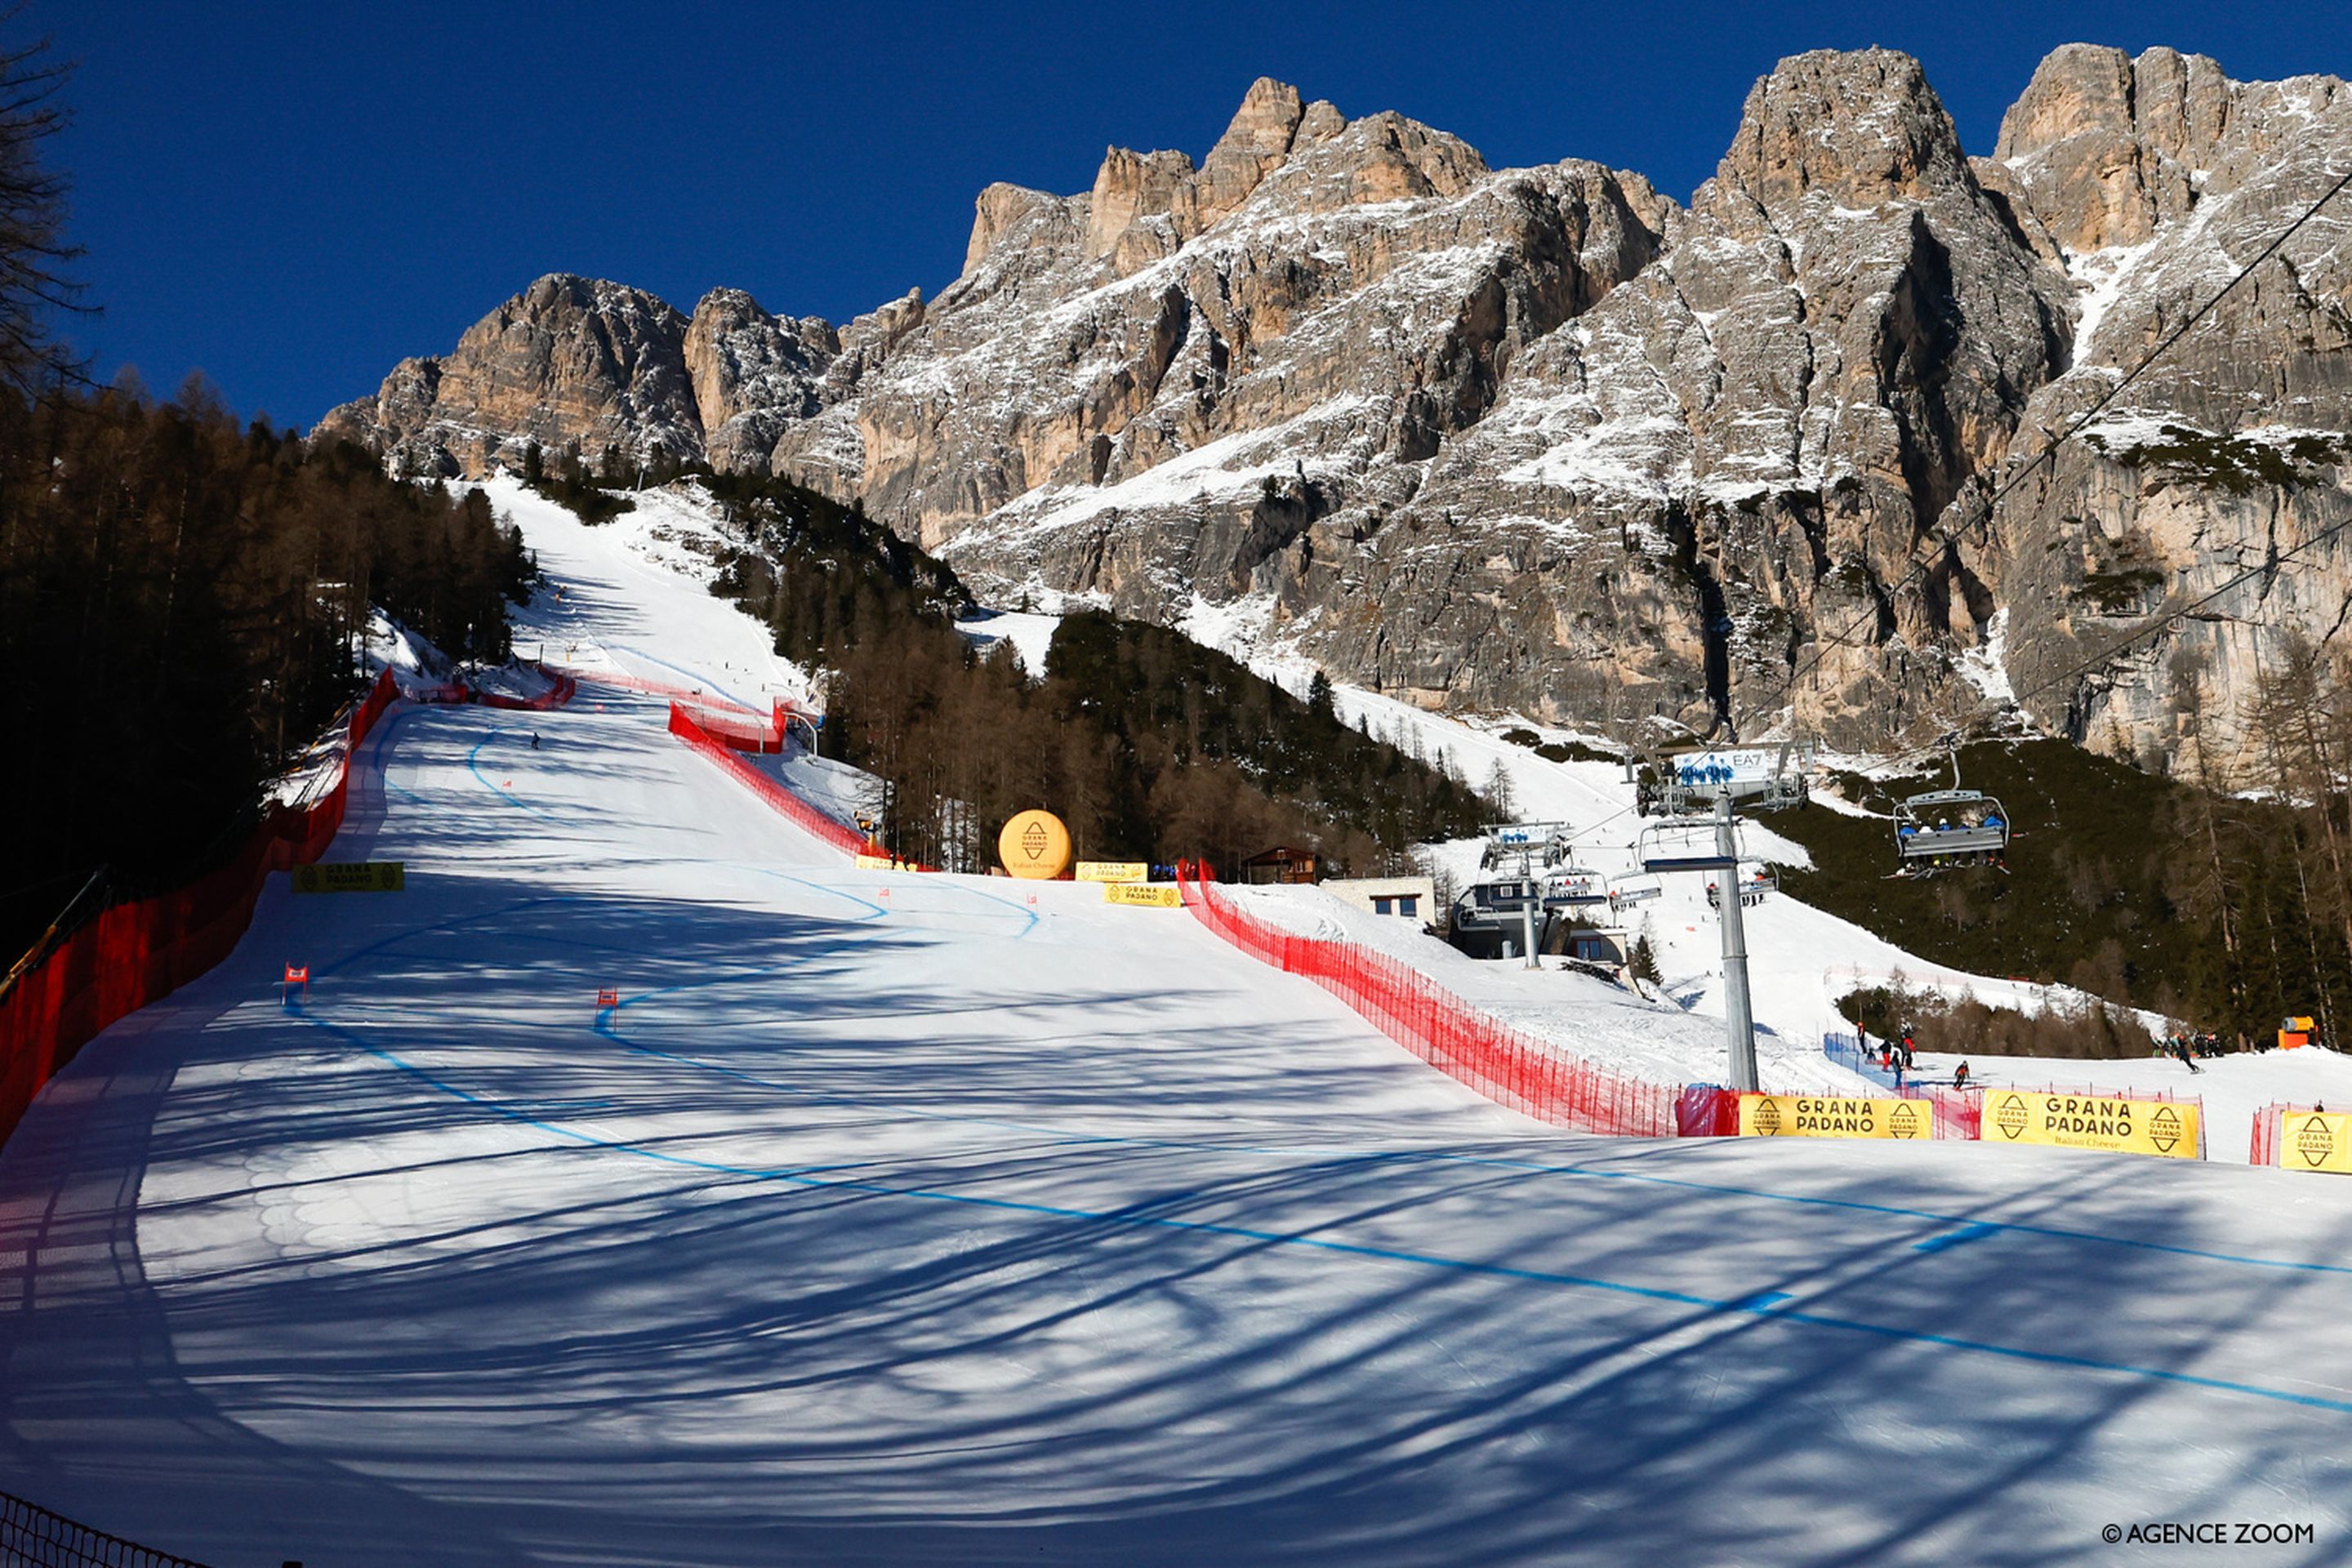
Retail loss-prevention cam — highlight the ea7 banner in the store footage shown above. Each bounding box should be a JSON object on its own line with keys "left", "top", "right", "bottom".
{"left": 1737, "top": 1094, "right": 1932, "bottom": 1140}
{"left": 1981, "top": 1090, "right": 2200, "bottom": 1159}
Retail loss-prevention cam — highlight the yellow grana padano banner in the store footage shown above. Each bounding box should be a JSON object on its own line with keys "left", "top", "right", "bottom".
{"left": 1103, "top": 883, "right": 1181, "bottom": 907}
{"left": 1981, "top": 1089, "right": 2200, "bottom": 1159}
{"left": 292, "top": 861, "right": 404, "bottom": 894}
{"left": 1738, "top": 1094, "right": 1932, "bottom": 1140}
{"left": 1076, "top": 861, "right": 1149, "bottom": 884}
{"left": 855, "top": 853, "right": 896, "bottom": 869}
{"left": 2278, "top": 1108, "right": 2352, "bottom": 1174}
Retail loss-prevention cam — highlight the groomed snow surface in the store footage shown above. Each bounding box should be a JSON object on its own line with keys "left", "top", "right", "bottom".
{"left": 7, "top": 483, "right": 2352, "bottom": 1565}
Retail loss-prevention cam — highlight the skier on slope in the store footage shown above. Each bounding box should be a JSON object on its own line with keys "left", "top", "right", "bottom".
{"left": 1953, "top": 1061, "right": 1971, "bottom": 1089}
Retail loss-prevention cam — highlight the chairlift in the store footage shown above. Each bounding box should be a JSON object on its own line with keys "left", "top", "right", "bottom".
{"left": 1892, "top": 746, "right": 2010, "bottom": 875}
{"left": 1635, "top": 817, "right": 1741, "bottom": 876}
{"left": 1706, "top": 865, "right": 1779, "bottom": 911}
{"left": 1607, "top": 871, "right": 1664, "bottom": 914}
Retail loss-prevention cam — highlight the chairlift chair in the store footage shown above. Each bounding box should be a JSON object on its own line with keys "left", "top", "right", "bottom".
{"left": 1635, "top": 817, "right": 1742, "bottom": 877}
{"left": 1893, "top": 788, "right": 2010, "bottom": 873}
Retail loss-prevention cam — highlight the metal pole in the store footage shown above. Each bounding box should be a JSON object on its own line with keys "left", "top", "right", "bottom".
{"left": 1522, "top": 883, "right": 1539, "bottom": 969}
{"left": 1717, "top": 792, "right": 1759, "bottom": 1092}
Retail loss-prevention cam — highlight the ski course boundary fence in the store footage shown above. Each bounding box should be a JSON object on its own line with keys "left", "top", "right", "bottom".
{"left": 0, "top": 669, "right": 399, "bottom": 1151}
{"left": 1173, "top": 862, "right": 1687, "bottom": 1136}
{"left": 1, "top": 1490, "right": 214, "bottom": 1568}
{"left": 666, "top": 702, "right": 871, "bottom": 858}
{"left": 2251, "top": 1102, "right": 2352, "bottom": 1172}
{"left": 473, "top": 662, "right": 577, "bottom": 712}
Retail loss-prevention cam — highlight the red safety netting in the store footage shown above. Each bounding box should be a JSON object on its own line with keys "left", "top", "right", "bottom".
{"left": 1174, "top": 862, "right": 1683, "bottom": 1136}
{"left": 556, "top": 663, "right": 753, "bottom": 707}
{"left": 1912, "top": 1085, "right": 1983, "bottom": 1140}
{"left": 666, "top": 702, "right": 871, "bottom": 858}
{"left": 0, "top": 668, "right": 401, "bottom": 1149}
{"left": 2252, "top": 1103, "right": 2285, "bottom": 1166}
{"left": 474, "top": 662, "right": 578, "bottom": 712}
{"left": 675, "top": 700, "right": 785, "bottom": 755}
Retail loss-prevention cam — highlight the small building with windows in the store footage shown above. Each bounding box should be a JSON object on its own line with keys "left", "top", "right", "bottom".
{"left": 1241, "top": 845, "right": 1321, "bottom": 885}
{"left": 1321, "top": 875, "right": 1437, "bottom": 926}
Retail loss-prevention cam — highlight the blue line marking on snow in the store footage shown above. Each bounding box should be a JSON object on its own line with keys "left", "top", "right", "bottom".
{"left": 305, "top": 881, "right": 2352, "bottom": 1290}
{"left": 280, "top": 987, "right": 2352, "bottom": 1419}
{"left": 929, "top": 877, "right": 1041, "bottom": 938}
{"left": 1914, "top": 1223, "right": 1999, "bottom": 1254}
{"left": 466, "top": 727, "right": 564, "bottom": 820}
{"left": 314, "top": 731, "right": 2352, "bottom": 1301}
{"left": 610, "top": 643, "right": 755, "bottom": 710}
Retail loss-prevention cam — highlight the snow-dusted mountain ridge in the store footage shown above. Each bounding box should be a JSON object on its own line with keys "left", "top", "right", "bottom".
{"left": 318, "top": 47, "right": 2352, "bottom": 767}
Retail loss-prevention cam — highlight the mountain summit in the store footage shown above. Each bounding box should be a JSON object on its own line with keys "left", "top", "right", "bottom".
{"left": 318, "top": 48, "right": 2352, "bottom": 763}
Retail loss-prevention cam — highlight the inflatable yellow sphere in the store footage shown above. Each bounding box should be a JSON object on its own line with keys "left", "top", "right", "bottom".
{"left": 998, "top": 809, "right": 1073, "bottom": 880}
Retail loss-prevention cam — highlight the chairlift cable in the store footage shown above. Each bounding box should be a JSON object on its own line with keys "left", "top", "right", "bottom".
{"left": 1726, "top": 158, "right": 2352, "bottom": 743}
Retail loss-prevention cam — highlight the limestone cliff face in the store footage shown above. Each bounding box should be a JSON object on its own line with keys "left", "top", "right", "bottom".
{"left": 320, "top": 47, "right": 2352, "bottom": 767}
{"left": 318, "top": 274, "right": 703, "bottom": 476}
{"left": 1983, "top": 45, "right": 2352, "bottom": 767}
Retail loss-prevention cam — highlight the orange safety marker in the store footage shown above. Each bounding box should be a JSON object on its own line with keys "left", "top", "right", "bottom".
{"left": 282, "top": 964, "right": 309, "bottom": 1007}
{"left": 595, "top": 988, "right": 620, "bottom": 1009}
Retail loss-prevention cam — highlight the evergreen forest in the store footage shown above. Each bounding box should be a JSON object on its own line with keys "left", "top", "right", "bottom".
{"left": 700, "top": 472, "right": 1492, "bottom": 873}
{"left": 0, "top": 383, "right": 533, "bottom": 962}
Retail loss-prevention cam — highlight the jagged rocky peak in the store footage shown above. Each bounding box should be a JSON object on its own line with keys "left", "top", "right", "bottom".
{"left": 684, "top": 288, "right": 840, "bottom": 474}
{"left": 1086, "top": 147, "right": 1194, "bottom": 258}
{"left": 1188, "top": 76, "right": 1306, "bottom": 224}
{"left": 1707, "top": 47, "right": 1978, "bottom": 221}
{"left": 1993, "top": 44, "right": 2233, "bottom": 252}
{"left": 1071, "top": 78, "right": 1315, "bottom": 272}
{"left": 964, "top": 182, "right": 1072, "bottom": 273}
{"left": 317, "top": 272, "right": 705, "bottom": 477}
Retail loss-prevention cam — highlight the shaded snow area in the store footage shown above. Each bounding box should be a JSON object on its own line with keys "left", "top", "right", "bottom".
{"left": 12, "top": 479, "right": 2352, "bottom": 1565}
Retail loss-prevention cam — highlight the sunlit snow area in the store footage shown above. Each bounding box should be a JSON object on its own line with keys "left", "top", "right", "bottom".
{"left": 5, "top": 480, "right": 2352, "bottom": 1566}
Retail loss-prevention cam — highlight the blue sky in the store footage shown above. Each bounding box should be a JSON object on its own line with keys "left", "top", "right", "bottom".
{"left": 43, "top": 1, "right": 2352, "bottom": 427}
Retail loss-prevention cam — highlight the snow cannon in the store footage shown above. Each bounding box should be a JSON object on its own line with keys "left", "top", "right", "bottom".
{"left": 998, "top": 809, "right": 1073, "bottom": 880}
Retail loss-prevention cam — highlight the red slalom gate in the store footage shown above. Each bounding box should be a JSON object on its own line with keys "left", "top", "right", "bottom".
{"left": 1174, "top": 862, "right": 1684, "bottom": 1136}
{"left": 0, "top": 668, "right": 401, "bottom": 1150}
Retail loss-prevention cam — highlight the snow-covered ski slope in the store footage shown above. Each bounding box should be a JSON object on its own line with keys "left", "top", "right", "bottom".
{"left": 9, "top": 486, "right": 2352, "bottom": 1566}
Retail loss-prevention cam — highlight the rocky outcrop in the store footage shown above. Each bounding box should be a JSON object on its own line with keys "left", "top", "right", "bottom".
{"left": 318, "top": 274, "right": 702, "bottom": 477}
{"left": 1980, "top": 46, "right": 2352, "bottom": 768}
{"left": 684, "top": 289, "right": 839, "bottom": 474}
{"left": 320, "top": 47, "right": 2352, "bottom": 768}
